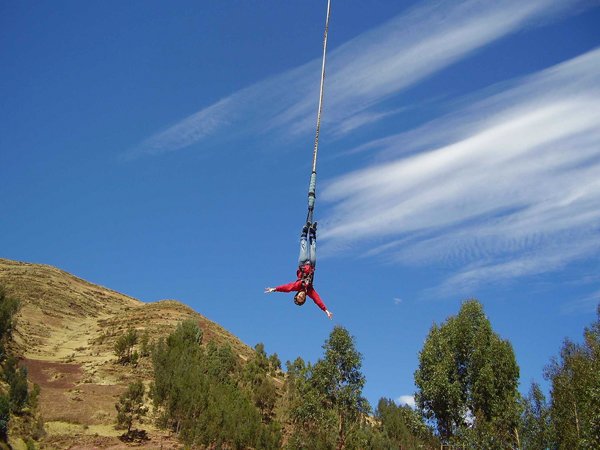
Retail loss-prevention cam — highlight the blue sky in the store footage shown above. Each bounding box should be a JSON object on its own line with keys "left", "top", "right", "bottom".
{"left": 2, "top": 0, "right": 600, "bottom": 408}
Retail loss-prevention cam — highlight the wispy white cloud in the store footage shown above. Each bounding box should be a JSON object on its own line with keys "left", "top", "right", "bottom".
{"left": 561, "top": 289, "right": 600, "bottom": 314}
{"left": 397, "top": 395, "right": 416, "bottom": 408}
{"left": 331, "top": 108, "right": 406, "bottom": 138}
{"left": 393, "top": 297, "right": 403, "bottom": 305}
{"left": 123, "top": 0, "right": 581, "bottom": 159}
{"left": 320, "top": 48, "right": 600, "bottom": 293}
{"left": 122, "top": 97, "right": 235, "bottom": 160}
{"left": 272, "top": 0, "right": 579, "bottom": 136}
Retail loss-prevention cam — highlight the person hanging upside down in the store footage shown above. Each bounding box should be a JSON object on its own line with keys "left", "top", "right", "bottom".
{"left": 265, "top": 222, "right": 333, "bottom": 320}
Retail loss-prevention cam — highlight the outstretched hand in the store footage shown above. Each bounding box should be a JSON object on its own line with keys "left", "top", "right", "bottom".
{"left": 264, "top": 287, "right": 276, "bottom": 293}
{"left": 325, "top": 310, "right": 333, "bottom": 320}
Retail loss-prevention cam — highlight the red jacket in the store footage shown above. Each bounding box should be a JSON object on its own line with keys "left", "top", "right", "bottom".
{"left": 274, "top": 264, "right": 327, "bottom": 312}
{"left": 296, "top": 263, "right": 314, "bottom": 282}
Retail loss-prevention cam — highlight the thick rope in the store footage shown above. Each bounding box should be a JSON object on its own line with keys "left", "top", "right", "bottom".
{"left": 306, "top": 0, "right": 331, "bottom": 225}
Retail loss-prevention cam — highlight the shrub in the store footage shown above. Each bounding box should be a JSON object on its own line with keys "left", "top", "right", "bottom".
{"left": 116, "top": 380, "right": 147, "bottom": 434}
{"left": 0, "top": 394, "right": 9, "bottom": 442}
{"left": 114, "top": 328, "right": 138, "bottom": 364}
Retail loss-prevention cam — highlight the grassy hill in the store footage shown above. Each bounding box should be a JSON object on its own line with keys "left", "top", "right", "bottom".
{"left": 0, "top": 258, "right": 257, "bottom": 449}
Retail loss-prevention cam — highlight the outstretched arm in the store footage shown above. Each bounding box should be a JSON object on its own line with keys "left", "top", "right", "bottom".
{"left": 265, "top": 280, "right": 303, "bottom": 293}
{"left": 307, "top": 287, "right": 333, "bottom": 319}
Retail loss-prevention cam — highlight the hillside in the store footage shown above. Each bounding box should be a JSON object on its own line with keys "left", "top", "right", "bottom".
{"left": 0, "top": 258, "right": 257, "bottom": 449}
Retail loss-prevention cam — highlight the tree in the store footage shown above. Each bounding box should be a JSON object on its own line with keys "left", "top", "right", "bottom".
{"left": 28, "top": 383, "right": 41, "bottom": 410}
{"left": 241, "top": 344, "right": 270, "bottom": 418}
{"left": 114, "top": 328, "right": 138, "bottom": 365}
{"left": 414, "top": 299, "right": 520, "bottom": 447}
{"left": 375, "top": 398, "right": 437, "bottom": 449}
{"left": 545, "top": 304, "right": 600, "bottom": 449}
{"left": 151, "top": 320, "right": 281, "bottom": 448}
{"left": 0, "top": 287, "right": 20, "bottom": 443}
{"left": 285, "top": 357, "right": 336, "bottom": 449}
{"left": 116, "top": 380, "right": 148, "bottom": 435}
{"left": 0, "top": 288, "right": 20, "bottom": 362}
{"left": 0, "top": 394, "right": 9, "bottom": 442}
{"left": 151, "top": 320, "right": 204, "bottom": 431}
{"left": 312, "top": 326, "right": 371, "bottom": 450}
{"left": 520, "top": 382, "right": 552, "bottom": 450}
{"left": 241, "top": 343, "right": 278, "bottom": 423}
{"left": 2, "top": 356, "right": 29, "bottom": 414}
{"left": 139, "top": 330, "right": 151, "bottom": 357}
{"left": 269, "top": 352, "right": 282, "bottom": 376}
{"left": 9, "top": 366, "right": 29, "bottom": 413}
{"left": 204, "top": 341, "right": 238, "bottom": 384}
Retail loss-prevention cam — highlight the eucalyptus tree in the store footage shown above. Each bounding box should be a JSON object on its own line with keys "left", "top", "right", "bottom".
{"left": 312, "top": 326, "right": 371, "bottom": 450}
{"left": 545, "top": 305, "right": 600, "bottom": 449}
{"left": 415, "top": 299, "right": 520, "bottom": 447}
{"left": 285, "top": 326, "right": 370, "bottom": 450}
{"left": 520, "top": 382, "right": 553, "bottom": 450}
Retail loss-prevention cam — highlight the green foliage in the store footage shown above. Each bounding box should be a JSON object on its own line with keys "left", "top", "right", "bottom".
{"left": 242, "top": 343, "right": 269, "bottom": 381}
{"left": 241, "top": 343, "right": 278, "bottom": 423}
{"left": 130, "top": 350, "right": 139, "bottom": 367}
{"left": 545, "top": 304, "right": 600, "bottom": 449}
{"left": 176, "top": 380, "right": 279, "bottom": 449}
{"left": 28, "top": 384, "right": 40, "bottom": 410}
{"left": 284, "top": 357, "right": 336, "bottom": 449}
{"left": 344, "top": 421, "right": 395, "bottom": 450}
{"left": 314, "top": 326, "right": 371, "bottom": 449}
{"left": 0, "top": 394, "right": 9, "bottom": 442}
{"left": 2, "top": 356, "right": 29, "bottom": 414}
{"left": 9, "top": 367, "right": 29, "bottom": 413}
{"left": 151, "top": 320, "right": 281, "bottom": 449}
{"left": 376, "top": 398, "right": 412, "bottom": 446}
{"left": 253, "top": 378, "right": 278, "bottom": 422}
{"left": 205, "top": 341, "right": 238, "bottom": 383}
{"left": 375, "top": 398, "right": 437, "bottom": 449}
{"left": 269, "top": 352, "right": 281, "bottom": 375}
{"left": 114, "top": 328, "right": 138, "bottom": 365}
{"left": 116, "top": 380, "right": 147, "bottom": 433}
{"left": 285, "top": 327, "right": 370, "bottom": 450}
{"left": 0, "top": 288, "right": 20, "bottom": 363}
{"left": 139, "top": 330, "right": 151, "bottom": 357}
{"left": 168, "top": 319, "right": 203, "bottom": 348}
{"left": 519, "top": 382, "right": 552, "bottom": 450}
{"left": 415, "top": 299, "right": 520, "bottom": 446}
{"left": 1, "top": 356, "right": 17, "bottom": 385}
{"left": 151, "top": 321, "right": 204, "bottom": 425}
{"left": 0, "top": 286, "right": 42, "bottom": 446}
{"left": 0, "top": 287, "right": 25, "bottom": 443}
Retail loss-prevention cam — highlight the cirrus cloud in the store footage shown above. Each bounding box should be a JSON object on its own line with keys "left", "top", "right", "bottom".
{"left": 320, "top": 48, "right": 600, "bottom": 293}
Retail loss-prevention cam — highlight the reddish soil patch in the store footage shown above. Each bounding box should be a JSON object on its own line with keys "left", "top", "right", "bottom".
{"left": 24, "top": 358, "right": 83, "bottom": 389}
{"left": 22, "top": 358, "right": 124, "bottom": 425}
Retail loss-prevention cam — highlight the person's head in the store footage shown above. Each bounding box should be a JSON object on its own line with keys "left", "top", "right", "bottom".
{"left": 294, "top": 290, "right": 307, "bottom": 306}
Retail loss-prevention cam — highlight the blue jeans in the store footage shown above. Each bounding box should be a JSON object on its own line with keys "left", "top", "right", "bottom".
{"left": 298, "top": 233, "right": 316, "bottom": 267}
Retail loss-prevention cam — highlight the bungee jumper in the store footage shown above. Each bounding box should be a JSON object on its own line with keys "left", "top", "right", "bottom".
{"left": 265, "top": 0, "right": 333, "bottom": 320}
{"left": 265, "top": 222, "right": 333, "bottom": 319}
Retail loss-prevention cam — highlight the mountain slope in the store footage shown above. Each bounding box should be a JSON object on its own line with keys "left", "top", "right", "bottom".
{"left": 0, "top": 258, "right": 256, "bottom": 448}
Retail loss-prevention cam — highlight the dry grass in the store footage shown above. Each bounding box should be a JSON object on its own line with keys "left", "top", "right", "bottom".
{"left": 43, "top": 421, "right": 127, "bottom": 437}
{"left": 0, "top": 257, "right": 257, "bottom": 448}
{"left": 40, "top": 431, "right": 182, "bottom": 450}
